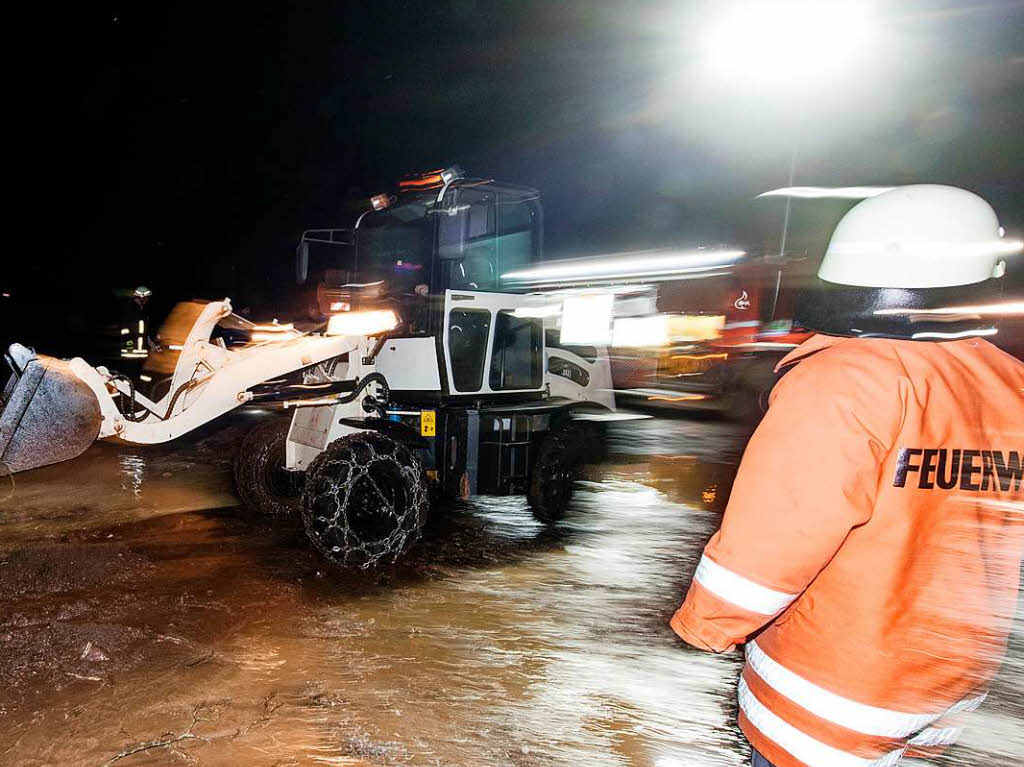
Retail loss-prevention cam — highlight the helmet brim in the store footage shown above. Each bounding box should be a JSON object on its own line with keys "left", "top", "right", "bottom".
{"left": 795, "top": 278, "right": 1004, "bottom": 341}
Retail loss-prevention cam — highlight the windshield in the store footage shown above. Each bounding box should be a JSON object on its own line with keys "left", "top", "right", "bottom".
{"left": 355, "top": 197, "right": 436, "bottom": 294}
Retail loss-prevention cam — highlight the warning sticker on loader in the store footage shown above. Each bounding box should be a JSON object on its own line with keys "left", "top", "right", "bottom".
{"left": 420, "top": 410, "right": 436, "bottom": 437}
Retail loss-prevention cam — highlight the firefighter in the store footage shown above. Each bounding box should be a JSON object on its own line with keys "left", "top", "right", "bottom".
{"left": 670, "top": 185, "right": 1024, "bottom": 767}
{"left": 119, "top": 285, "right": 153, "bottom": 371}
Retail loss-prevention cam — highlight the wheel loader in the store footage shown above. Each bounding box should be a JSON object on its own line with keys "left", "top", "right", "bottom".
{"left": 1, "top": 167, "right": 615, "bottom": 568}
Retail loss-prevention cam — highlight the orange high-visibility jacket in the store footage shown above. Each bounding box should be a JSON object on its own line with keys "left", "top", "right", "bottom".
{"left": 671, "top": 334, "right": 1024, "bottom": 767}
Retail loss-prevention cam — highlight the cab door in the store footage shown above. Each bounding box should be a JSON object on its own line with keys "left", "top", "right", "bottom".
{"left": 442, "top": 290, "right": 545, "bottom": 397}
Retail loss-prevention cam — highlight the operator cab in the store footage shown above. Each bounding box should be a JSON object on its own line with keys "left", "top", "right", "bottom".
{"left": 295, "top": 166, "right": 543, "bottom": 326}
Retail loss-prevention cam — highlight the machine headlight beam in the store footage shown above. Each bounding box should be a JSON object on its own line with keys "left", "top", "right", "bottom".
{"left": 326, "top": 310, "right": 399, "bottom": 337}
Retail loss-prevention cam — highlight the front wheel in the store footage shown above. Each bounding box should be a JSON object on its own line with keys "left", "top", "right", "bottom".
{"left": 301, "top": 432, "right": 429, "bottom": 569}
{"left": 528, "top": 420, "right": 593, "bottom": 523}
{"left": 234, "top": 417, "right": 304, "bottom": 516}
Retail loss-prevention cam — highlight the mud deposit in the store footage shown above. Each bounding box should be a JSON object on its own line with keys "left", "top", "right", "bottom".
{"left": 1, "top": 414, "right": 1021, "bottom": 766}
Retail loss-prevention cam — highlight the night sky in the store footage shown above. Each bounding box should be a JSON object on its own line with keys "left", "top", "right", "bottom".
{"left": 8, "top": 0, "right": 1024, "bottom": 339}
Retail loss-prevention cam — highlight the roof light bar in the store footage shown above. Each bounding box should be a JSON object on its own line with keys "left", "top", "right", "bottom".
{"left": 397, "top": 166, "right": 463, "bottom": 192}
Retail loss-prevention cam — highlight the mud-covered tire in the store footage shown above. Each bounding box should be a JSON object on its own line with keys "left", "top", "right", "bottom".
{"left": 234, "top": 417, "right": 304, "bottom": 516}
{"left": 301, "top": 432, "right": 428, "bottom": 569}
{"left": 528, "top": 420, "right": 592, "bottom": 523}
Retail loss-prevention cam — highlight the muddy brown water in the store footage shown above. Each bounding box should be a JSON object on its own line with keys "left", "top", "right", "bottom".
{"left": 0, "top": 413, "right": 1021, "bottom": 766}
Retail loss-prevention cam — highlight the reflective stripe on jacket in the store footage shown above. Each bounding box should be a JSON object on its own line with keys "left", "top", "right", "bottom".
{"left": 671, "top": 334, "right": 1024, "bottom": 767}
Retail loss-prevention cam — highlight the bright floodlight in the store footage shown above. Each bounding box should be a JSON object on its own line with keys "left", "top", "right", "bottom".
{"left": 702, "top": 1, "right": 874, "bottom": 86}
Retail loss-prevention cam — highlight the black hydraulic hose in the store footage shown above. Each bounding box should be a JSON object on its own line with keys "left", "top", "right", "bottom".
{"left": 160, "top": 377, "right": 196, "bottom": 421}
{"left": 248, "top": 379, "right": 358, "bottom": 403}
{"left": 261, "top": 373, "right": 391, "bottom": 414}
{"left": 109, "top": 372, "right": 150, "bottom": 422}
{"left": 117, "top": 366, "right": 390, "bottom": 422}
{"left": 361, "top": 385, "right": 389, "bottom": 421}
{"left": 323, "top": 372, "right": 391, "bottom": 421}
{"left": 338, "top": 372, "right": 390, "bottom": 407}
{"left": 118, "top": 365, "right": 198, "bottom": 423}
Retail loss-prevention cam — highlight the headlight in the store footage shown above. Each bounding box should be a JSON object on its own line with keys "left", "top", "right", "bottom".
{"left": 326, "top": 309, "right": 398, "bottom": 337}
{"left": 250, "top": 322, "right": 299, "bottom": 344}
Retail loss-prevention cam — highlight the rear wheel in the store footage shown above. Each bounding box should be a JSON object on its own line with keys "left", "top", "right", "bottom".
{"left": 528, "top": 420, "right": 593, "bottom": 523}
{"left": 234, "top": 417, "right": 304, "bottom": 516}
{"left": 301, "top": 432, "right": 428, "bottom": 569}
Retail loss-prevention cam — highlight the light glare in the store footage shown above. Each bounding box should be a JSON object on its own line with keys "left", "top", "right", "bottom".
{"left": 911, "top": 328, "right": 998, "bottom": 340}
{"left": 874, "top": 302, "right": 1024, "bottom": 317}
{"left": 502, "top": 250, "right": 744, "bottom": 286}
{"left": 829, "top": 240, "right": 1023, "bottom": 259}
{"left": 561, "top": 294, "right": 614, "bottom": 345}
{"left": 326, "top": 309, "right": 398, "bottom": 337}
{"left": 512, "top": 304, "right": 563, "bottom": 318}
{"left": 703, "top": 1, "right": 874, "bottom": 87}
{"left": 759, "top": 186, "right": 895, "bottom": 200}
{"left": 613, "top": 315, "right": 669, "bottom": 348}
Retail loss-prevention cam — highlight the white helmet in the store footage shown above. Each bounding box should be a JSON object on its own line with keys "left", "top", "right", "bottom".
{"left": 797, "top": 185, "right": 1020, "bottom": 339}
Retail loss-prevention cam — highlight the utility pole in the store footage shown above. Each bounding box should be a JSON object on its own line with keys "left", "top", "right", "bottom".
{"left": 778, "top": 141, "right": 799, "bottom": 258}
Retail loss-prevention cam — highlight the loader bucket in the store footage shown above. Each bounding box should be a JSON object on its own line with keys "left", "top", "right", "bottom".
{"left": 0, "top": 344, "right": 102, "bottom": 474}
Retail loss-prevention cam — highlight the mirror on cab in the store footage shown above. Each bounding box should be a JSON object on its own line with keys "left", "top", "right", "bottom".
{"left": 296, "top": 240, "right": 310, "bottom": 285}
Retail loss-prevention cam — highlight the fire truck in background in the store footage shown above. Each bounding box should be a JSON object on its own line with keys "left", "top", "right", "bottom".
{"left": 608, "top": 251, "right": 1024, "bottom": 419}
{"left": 609, "top": 255, "right": 816, "bottom": 420}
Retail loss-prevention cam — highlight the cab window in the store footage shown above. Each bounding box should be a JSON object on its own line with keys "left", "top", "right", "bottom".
{"left": 489, "top": 310, "right": 542, "bottom": 390}
{"left": 438, "top": 187, "right": 541, "bottom": 292}
{"left": 442, "top": 188, "right": 497, "bottom": 291}
{"left": 495, "top": 196, "right": 540, "bottom": 285}
{"left": 448, "top": 308, "right": 492, "bottom": 391}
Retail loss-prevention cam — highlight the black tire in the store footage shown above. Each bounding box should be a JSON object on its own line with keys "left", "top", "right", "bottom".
{"left": 301, "top": 431, "right": 428, "bottom": 569}
{"left": 233, "top": 417, "right": 304, "bottom": 516}
{"left": 527, "top": 420, "right": 592, "bottom": 523}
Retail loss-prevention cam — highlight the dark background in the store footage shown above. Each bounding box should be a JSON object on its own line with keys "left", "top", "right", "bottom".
{"left": 5, "top": 0, "right": 1023, "bottom": 353}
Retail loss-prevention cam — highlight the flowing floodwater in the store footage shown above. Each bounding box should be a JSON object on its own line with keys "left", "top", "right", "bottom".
{"left": 0, "top": 414, "right": 1020, "bottom": 766}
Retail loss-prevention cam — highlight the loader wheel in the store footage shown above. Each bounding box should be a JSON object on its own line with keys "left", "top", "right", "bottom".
{"left": 234, "top": 417, "right": 304, "bottom": 516}
{"left": 528, "top": 421, "right": 591, "bottom": 523}
{"left": 301, "top": 432, "right": 428, "bottom": 569}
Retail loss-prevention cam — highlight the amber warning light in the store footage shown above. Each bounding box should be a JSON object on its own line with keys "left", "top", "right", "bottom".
{"left": 397, "top": 166, "right": 463, "bottom": 192}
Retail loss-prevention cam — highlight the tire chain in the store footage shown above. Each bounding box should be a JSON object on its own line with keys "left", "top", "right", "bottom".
{"left": 302, "top": 432, "right": 428, "bottom": 569}
{"left": 235, "top": 418, "right": 300, "bottom": 516}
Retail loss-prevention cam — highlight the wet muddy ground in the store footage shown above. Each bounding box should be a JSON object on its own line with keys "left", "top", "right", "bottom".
{"left": 1, "top": 412, "right": 1021, "bottom": 766}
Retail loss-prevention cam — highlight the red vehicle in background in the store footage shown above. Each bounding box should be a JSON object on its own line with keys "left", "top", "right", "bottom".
{"left": 613, "top": 255, "right": 816, "bottom": 420}
{"left": 613, "top": 252, "right": 1024, "bottom": 419}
